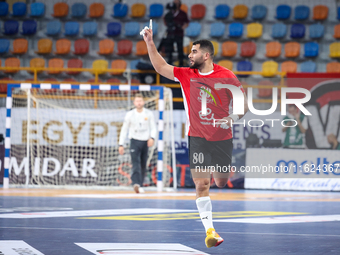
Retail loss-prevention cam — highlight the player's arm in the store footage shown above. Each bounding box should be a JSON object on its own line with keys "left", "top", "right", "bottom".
{"left": 149, "top": 111, "right": 157, "bottom": 140}
{"left": 143, "top": 28, "right": 175, "bottom": 81}
{"left": 118, "top": 112, "right": 130, "bottom": 154}
{"left": 295, "top": 118, "right": 306, "bottom": 133}
{"left": 238, "top": 91, "right": 248, "bottom": 120}
{"left": 282, "top": 116, "right": 291, "bottom": 132}
{"left": 226, "top": 91, "right": 249, "bottom": 125}
{"left": 147, "top": 111, "right": 157, "bottom": 147}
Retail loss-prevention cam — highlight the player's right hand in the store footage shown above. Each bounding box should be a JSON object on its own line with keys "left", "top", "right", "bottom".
{"left": 143, "top": 28, "right": 153, "bottom": 44}
{"left": 119, "top": 146, "right": 124, "bottom": 155}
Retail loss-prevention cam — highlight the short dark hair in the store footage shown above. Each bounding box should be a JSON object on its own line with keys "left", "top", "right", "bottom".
{"left": 134, "top": 93, "right": 144, "bottom": 100}
{"left": 193, "top": 39, "right": 214, "bottom": 58}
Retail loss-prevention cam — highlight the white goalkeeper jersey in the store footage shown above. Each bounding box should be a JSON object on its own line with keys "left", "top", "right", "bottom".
{"left": 119, "top": 108, "right": 157, "bottom": 145}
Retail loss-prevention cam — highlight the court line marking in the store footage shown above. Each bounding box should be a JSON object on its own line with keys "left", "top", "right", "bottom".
{"left": 0, "top": 240, "right": 45, "bottom": 254}
{"left": 81, "top": 211, "right": 306, "bottom": 221}
{"left": 213, "top": 214, "right": 340, "bottom": 224}
{"left": 59, "top": 193, "right": 197, "bottom": 198}
{"left": 1, "top": 226, "right": 340, "bottom": 237}
{"left": 76, "top": 243, "right": 209, "bottom": 255}
{"left": 0, "top": 208, "right": 196, "bottom": 219}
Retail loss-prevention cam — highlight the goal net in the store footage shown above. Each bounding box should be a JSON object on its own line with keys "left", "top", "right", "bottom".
{"left": 5, "top": 84, "right": 175, "bottom": 190}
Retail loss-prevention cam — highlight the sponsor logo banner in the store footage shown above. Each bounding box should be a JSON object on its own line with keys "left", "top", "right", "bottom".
{"left": 245, "top": 148, "right": 340, "bottom": 190}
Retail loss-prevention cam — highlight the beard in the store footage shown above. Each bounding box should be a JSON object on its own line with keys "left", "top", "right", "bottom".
{"left": 189, "top": 57, "right": 204, "bottom": 69}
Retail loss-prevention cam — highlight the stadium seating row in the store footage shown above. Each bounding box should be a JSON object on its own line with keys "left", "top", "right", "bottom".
{"left": 1, "top": 19, "right": 338, "bottom": 41}
{"left": 220, "top": 41, "right": 321, "bottom": 58}
{"left": 2, "top": 37, "right": 339, "bottom": 59}
{"left": 0, "top": 57, "right": 127, "bottom": 75}
{"left": 2, "top": 57, "right": 339, "bottom": 76}
{"left": 218, "top": 60, "right": 319, "bottom": 75}
{"left": 0, "top": 2, "right": 162, "bottom": 19}
{"left": 190, "top": 22, "right": 322, "bottom": 39}
{"left": 0, "top": 19, "right": 159, "bottom": 37}
{"left": 0, "top": 38, "right": 148, "bottom": 56}
{"left": 0, "top": 2, "right": 336, "bottom": 21}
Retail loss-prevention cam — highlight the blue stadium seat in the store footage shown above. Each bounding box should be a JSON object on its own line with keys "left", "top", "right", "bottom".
{"left": 215, "top": 4, "right": 229, "bottom": 19}
{"left": 125, "top": 21, "right": 139, "bottom": 37}
{"left": 46, "top": 20, "right": 61, "bottom": 36}
{"left": 64, "top": 21, "right": 79, "bottom": 36}
{"left": 210, "top": 22, "right": 225, "bottom": 37}
{"left": 304, "top": 42, "right": 319, "bottom": 57}
{"left": 30, "top": 2, "right": 45, "bottom": 17}
{"left": 291, "top": 23, "right": 305, "bottom": 39}
{"left": 107, "top": 22, "right": 121, "bottom": 36}
{"left": 309, "top": 23, "right": 324, "bottom": 39}
{"left": 294, "top": 5, "right": 309, "bottom": 20}
{"left": 149, "top": 3, "right": 163, "bottom": 18}
{"left": 185, "top": 22, "right": 201, "bottom": 37}
{"left": 229, "top": 22, "right": 243, "bottom": 37}
{"left": 12, "top": 2, "right": 26, "bottom": 16}
{"left": 251, "top": 5, "right": 267, "bottom": 20}
{"left": 130, "top": 59, "right": 139, "bottom": 71}
{"left": 143, "top": 21, "right": 158, "bottom": 35}
{"left": 0, "top": 39, "right": 10, "bottom": 53}
{"left": 338, "top": 6, "right": 340, "bottom": 20}
{"left": 4, "top": 20, "right": 18, "bottom": 35}
{"left": 0, "top": 2, "right": 8, "bottom": 16}
{"left": 300, "top": 61, "right": 316, "bottom": 72}
{"left": 71, "top": 3, "right": 87, "bottom": 18}
{"left": 276, "top": 5, "right": 291, "bottom": 20}
{"left": 22, "top": 20, "right": 37, "bottom": 35}
{"left": 12, "top": 2, "right": 27, "bottom": 17}
{"left": 237, "top": 60, "right": 252, "bottom": 77}
{"left": 272, "top": 23, "right": 287, "bottom": 39}
{"left": 113, "top": 3, "right": 128, "bottom": 18}
{"left": 83, "top": 21, "right": 97, "bottom": 36}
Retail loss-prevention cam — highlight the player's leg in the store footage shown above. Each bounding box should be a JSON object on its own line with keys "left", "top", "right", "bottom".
{"left": 190, "top": 137, "right": 223, "bottom": 248}
{"left": 212, "top": 138, "right": 233, "bottom": 188}
{"left": 130, "top": 139, "right": 142, "bottom": 193}
{"left": 139, "top": 140, "right": 148, "bottom": 193}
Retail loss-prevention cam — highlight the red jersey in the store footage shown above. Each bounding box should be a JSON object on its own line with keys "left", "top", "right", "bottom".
{"left": 174, "top": 64, "right": 244, "bottom": 141}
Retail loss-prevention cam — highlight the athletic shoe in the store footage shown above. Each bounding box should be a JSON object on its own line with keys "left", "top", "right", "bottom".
{"left": 205, "top": 228, "right": 224, "bottom": 248}
{"left": 133, "top": 184, "right": 140, "bottom": 194}
{"left": 139, "top": 187, "right": 145, "bottom": 193}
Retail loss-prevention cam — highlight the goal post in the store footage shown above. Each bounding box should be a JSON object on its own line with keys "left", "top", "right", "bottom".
{"left": 3, "top": 83, "right": 176, "bottom": 191}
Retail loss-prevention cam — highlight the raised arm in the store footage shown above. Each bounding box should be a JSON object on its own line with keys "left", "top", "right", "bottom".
{"left": 143, "top": 28, "right": 175, "bottom": 81}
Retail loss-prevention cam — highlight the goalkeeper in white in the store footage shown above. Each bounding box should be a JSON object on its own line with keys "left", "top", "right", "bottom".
{"left": 118, "top": 93, "right": 157, "bottom": 193}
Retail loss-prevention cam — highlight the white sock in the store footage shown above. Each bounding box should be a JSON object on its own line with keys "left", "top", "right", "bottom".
{"left": 196, "top": 196, "right": 214, "bottom": 232}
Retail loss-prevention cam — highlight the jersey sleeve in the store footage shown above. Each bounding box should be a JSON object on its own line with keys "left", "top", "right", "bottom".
{"left": 118, "top": 111, "right": 131, "bottom": 146}
{"left": 173, "top": 66, "right": 188, "bottom": 83}
{"left": 229, "top": 71, "right": 245, "bottom": 94}
{"left": 221, "top": 74, "right": 245, "bottom": 100}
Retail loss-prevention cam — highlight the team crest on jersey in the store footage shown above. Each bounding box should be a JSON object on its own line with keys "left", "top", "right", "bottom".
{"left": 144, "top": 117, "right": 148, "bottom": 120}
{"left": 197, "top": 86, "right": 213, "bottom": 104}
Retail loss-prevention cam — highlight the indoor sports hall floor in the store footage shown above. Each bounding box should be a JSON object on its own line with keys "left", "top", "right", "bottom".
{"left": 1, "top": 188, "right": 340, "bottom": 255}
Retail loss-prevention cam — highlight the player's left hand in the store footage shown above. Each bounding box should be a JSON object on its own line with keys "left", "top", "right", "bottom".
{"left": 147, "top": 138, "right": 154, "bottom": 147}
{"left": 143, "top": 28, "right": 153, "bottom": 44}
